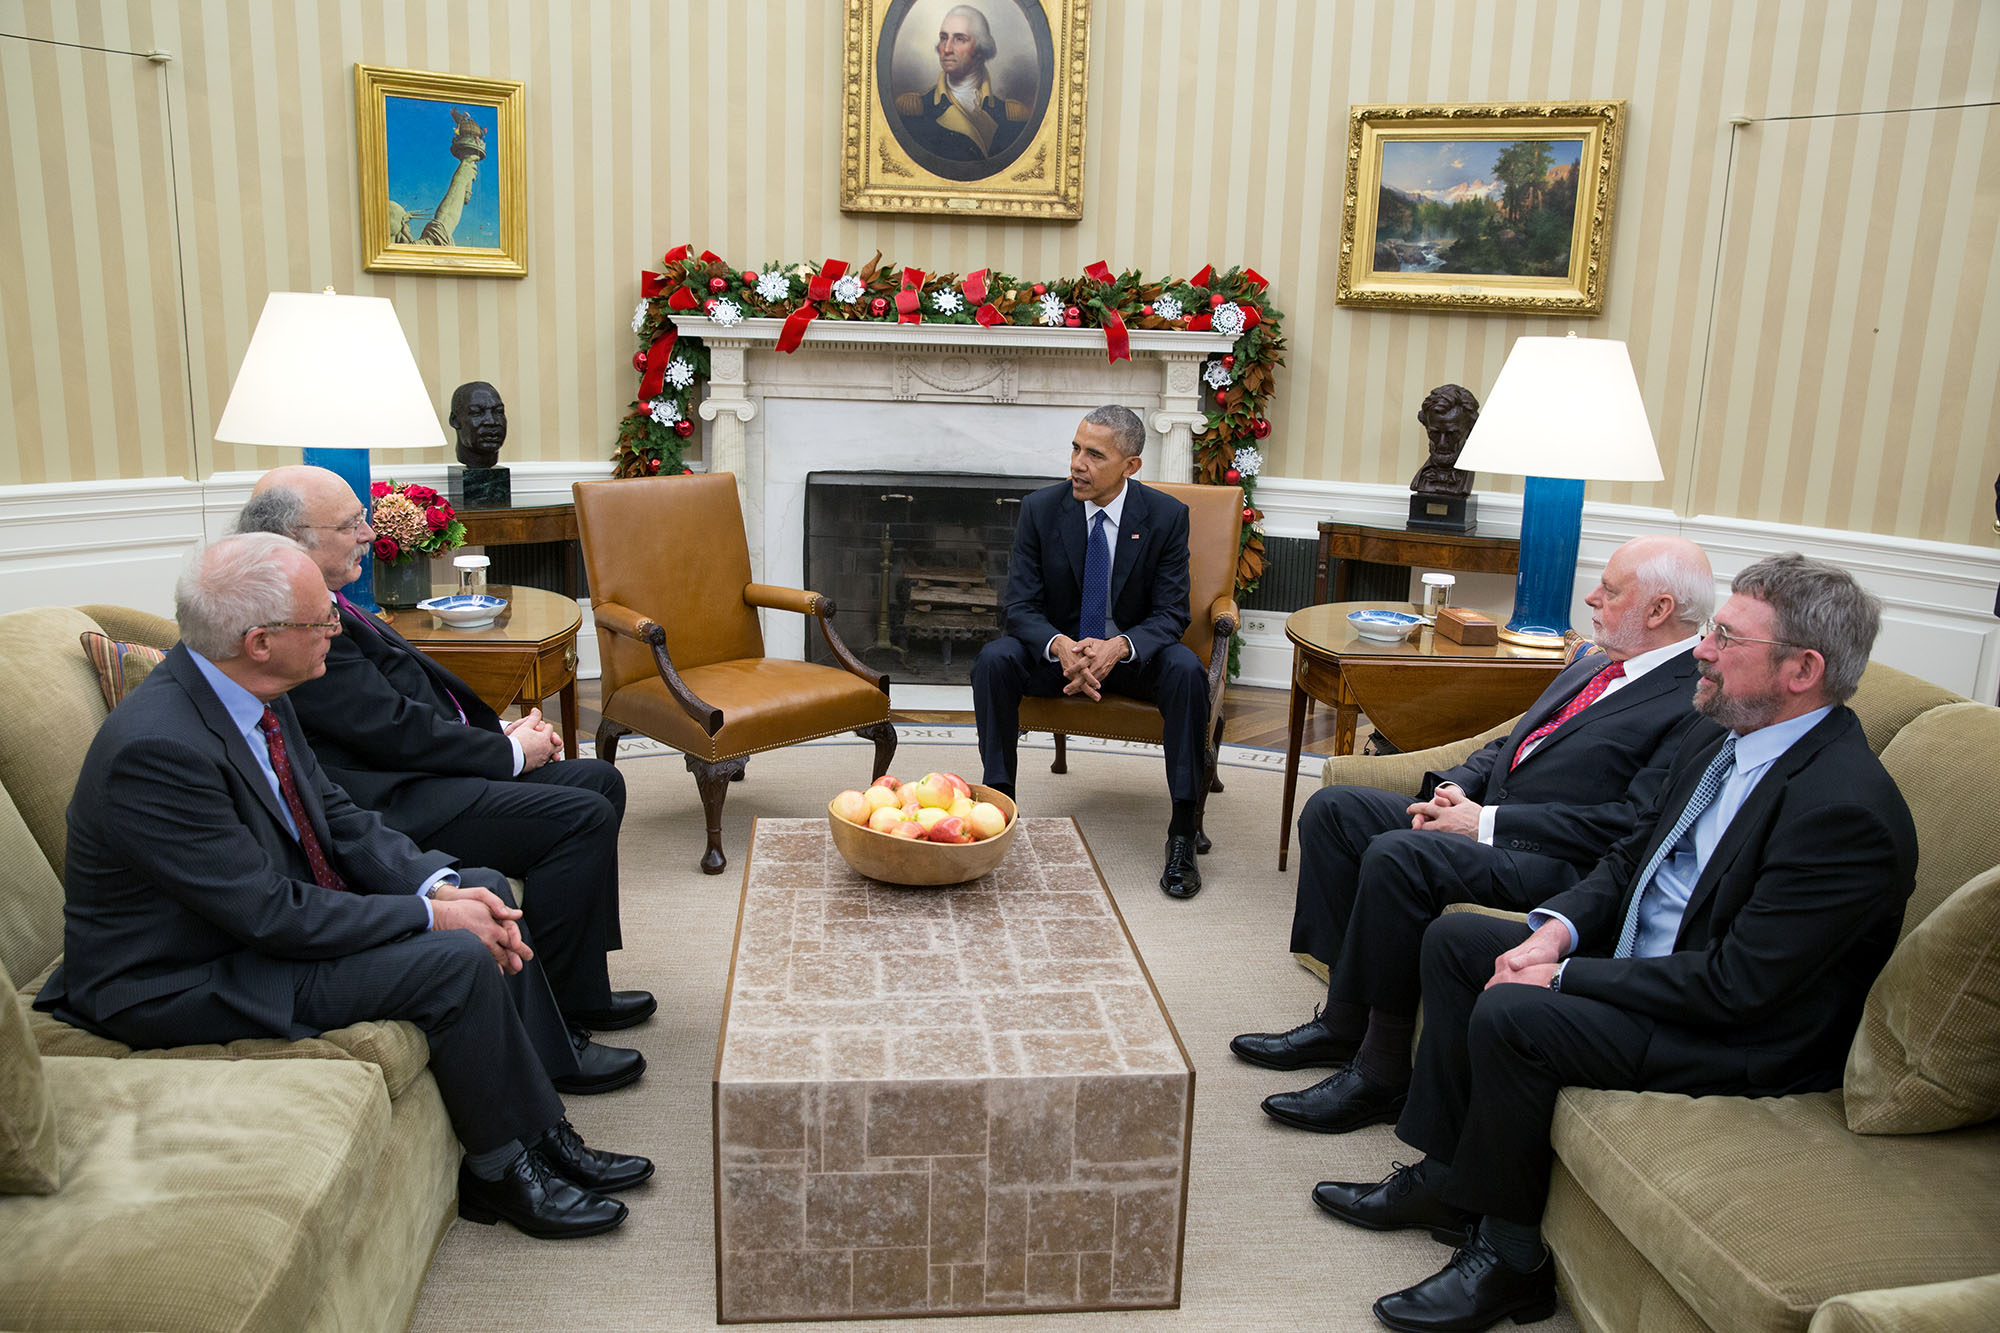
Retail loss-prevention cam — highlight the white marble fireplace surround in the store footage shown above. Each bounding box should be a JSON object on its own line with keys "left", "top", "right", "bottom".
{"left": 692, "top": 318, "right": 1235, "bottom": 663}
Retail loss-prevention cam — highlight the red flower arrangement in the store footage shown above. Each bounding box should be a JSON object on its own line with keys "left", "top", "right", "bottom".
{"left": 368, "top": 480, "right": 466, "bottom": 565}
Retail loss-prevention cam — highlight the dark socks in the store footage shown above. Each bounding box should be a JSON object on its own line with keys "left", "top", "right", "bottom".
{"left": 1355, "top": 1010, "right": 1416, "bottom": 1089}
{"left": 464, "top": 1138, "right": 526, "bottom": 1181}
{"left": 1319, "top": 998, "right": 1369, "bottom": 1043}
{"left": 990, "top": 781, "right": 1016, "bottom": 802}
{"left": 1480, "top": 1214, "right": 1547, "bottom": 1271}
{"left": 1168, "top": 799, "right": 1198, "bottom": 839}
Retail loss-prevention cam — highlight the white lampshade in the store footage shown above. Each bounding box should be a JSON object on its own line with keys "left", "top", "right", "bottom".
{"left": 213, "top": 289, "right": 445, "bottom": 452}
{"left": 1455, "top": 334, "right": 1662, "bottom": 483}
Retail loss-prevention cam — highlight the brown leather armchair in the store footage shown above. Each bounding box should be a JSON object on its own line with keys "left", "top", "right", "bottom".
{"left": 573, "top": 473, "right": 896, "bottom": 873}
{"left": 1015, "top": 482, "right": 1243, "bottom": 843}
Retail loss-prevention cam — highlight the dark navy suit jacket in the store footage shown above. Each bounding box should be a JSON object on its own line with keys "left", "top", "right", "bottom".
{"left": 1002, "top": 479, "right": 1192, "bottom": 667}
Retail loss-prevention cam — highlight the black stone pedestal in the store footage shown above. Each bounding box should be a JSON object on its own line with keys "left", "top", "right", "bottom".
{"left": 1407, "top": 491, "right": 1477, "bottom": 534}
{"left": 449, "top": 465, "right": 511, "bottom": 509}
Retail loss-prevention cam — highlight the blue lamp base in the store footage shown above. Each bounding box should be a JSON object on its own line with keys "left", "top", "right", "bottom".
{"left": 1501, "top": 475, "right": 1585, "bottom": 648}
{"left": 302, "top": 447, "right": 378, "bottom": 613}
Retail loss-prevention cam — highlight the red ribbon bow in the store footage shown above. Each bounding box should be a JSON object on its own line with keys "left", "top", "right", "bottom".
{"left": 1190, "top": 263, "right": 1214, "bottom": 288}
{"left": 896, "top": 266, "right": 924, "bottom": 324}
{"left": 963, "top": 268, "right": 988, "bottom": 306}
{"left": 1243, "top": 267, "right": 1269, "bottom": 290}
{"left": 974, "top": 302, "right": 1004, "bottom": 327}
{"left": 776, "top": 305, "right": 819, "bottom": 353}
{"left": 1101, "top": 307, "right": 1130, "bottom": 363}
{"left": 806, "top": 259, "right": 848, "bottom": 302}
{"left": 663, "top": 244, "right": 689, "bottom": 262}
{"left": 698, "top": 249, "right": 721, "bottom": 263}
{"left": 641, "top": 270, "right": 668, "bottom": 298}
{"left": 1083, "top": 260, "right": 1114, "bottom": 284}
{"left": 636, "top": 324, "right": 679, "bottom": 400}
{"left": 1186, "top": 312, "right": 1213, "bottom": 331}
{"left": 666, "top": 285, "right": 699, "bottom": 311}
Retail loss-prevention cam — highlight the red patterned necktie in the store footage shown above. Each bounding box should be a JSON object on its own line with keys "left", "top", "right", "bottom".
{"left": 1511, "top": 661, "right": 1625, "bottom": 769}
{"left": 258, "top": 706, "right": 349, "bottom": 891}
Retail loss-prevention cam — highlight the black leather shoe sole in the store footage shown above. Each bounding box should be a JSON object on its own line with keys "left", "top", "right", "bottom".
{"left": 566, "top": 991, "right": 659, "bottom": 1032}
{"left": 1262, "top": 1086, "right": 1406, "bottom": 1135}
{"left": 1228, "top": 1032, "right": 1359, "bottom": 1072}
{"left": 552, "top": 1050, "right": 646, "bottom": 1096}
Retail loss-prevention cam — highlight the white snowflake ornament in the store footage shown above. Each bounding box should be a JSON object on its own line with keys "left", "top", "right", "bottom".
{"left": 1211, "top": 302, "right": 1246, "bottom": 337}
{"left": 754, "top": 271, "right": 790, "bottom": 302}
{"left": 648, "top": 399, "right": 682, "bottom": 427}
{"left": 831, "top": 273, "right": 864, "bottom": 304}
{"left": 1037, "top": 292, "right": 1067, "bottom": 326}
{"left": 708, "top": 297, "right": 743, "bottom": 328}
{"left": 931, "top": 288, "right": 964, "bottom": 315}
{"left": 1152, "top": 294, "right": 1184, "bottom": 322}
{"left": 664, "top": 358, "right": 695, "bottom": 389}
{"left": 631, "top": 300, "right": 649, "bottom": 334}
{"left": 1232, "top": 445, "right": 1264, "bottom": 478}
{"left": 1203, "top": 360, "right": 1233, "bottom": 390}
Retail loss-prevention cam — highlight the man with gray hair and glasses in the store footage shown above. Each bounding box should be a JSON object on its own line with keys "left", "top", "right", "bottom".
{"left": 1312, "top": 553, "right": 1916, "bottom": 1332}
{"left": 37, "top": 533, "right": 653, "bottom": 1240}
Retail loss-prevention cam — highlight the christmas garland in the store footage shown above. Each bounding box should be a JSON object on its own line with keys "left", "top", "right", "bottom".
{"left": 620, "top": 247, "right": 1286, "bottom": 610}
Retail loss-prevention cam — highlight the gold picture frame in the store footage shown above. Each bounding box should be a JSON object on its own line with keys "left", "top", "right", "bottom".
{"left": 355, "top": 63, "right": 527, "bottom": 277}
{"left": 1336, "top": 101, "right": 1626, "bottom": 315}
{"left": 840, "top": 0, "right": 1089, "bottom": 219}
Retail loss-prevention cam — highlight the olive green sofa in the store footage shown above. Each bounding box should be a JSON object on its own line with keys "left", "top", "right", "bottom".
{"left": 0, "top": 605, "right": 460, "bottom": 1331}
{"left": 1308, "top": 660, "right": 2000, "bottom": 1332}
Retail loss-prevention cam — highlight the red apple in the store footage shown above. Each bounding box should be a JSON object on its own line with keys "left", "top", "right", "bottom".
{"left": 889, "top": 820, "right": 927, "bottom": 840}
{"left": 864, "top": 785, "right": 902, "bottom": 814}
{"left": 967, "top": 802, "right": 1008, "bottom": 840}
{"left": 925, "top": 815, "right": 972, "bottom": 844}
{"left": 831, "top": 790, "right": 869, "bottom": 825}
{"left": 872, "top": 775, "right": 901, "bottom": 790}
{"left": 867, "top": 805, "right": 906, "bottom": 834}
{"left": 911, "top": 777, "right": 953, "bottom": 809}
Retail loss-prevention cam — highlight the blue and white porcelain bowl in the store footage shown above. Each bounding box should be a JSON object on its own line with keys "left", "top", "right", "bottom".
{"left": 1346, "top": 608, "right": 1421, "bottom": 643}
{"left": 416, "top": 594, "right": 507, "bottom": 629}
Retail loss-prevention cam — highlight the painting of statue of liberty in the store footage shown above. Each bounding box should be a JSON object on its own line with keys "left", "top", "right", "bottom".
{"left": 356, "top": 64, "right": 527, "bottom": 277}
{"left": 384, "top": 98, "right": 498, "bottom": 247}
{"left": 1375, "top": 137, "right": 1585, "bottom": 277}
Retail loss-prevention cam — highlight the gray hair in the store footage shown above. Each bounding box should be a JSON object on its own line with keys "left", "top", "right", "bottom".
{"left": 235, "top": 486, "right": 313, "bottom": 546}
{"left": 1631, "top": 543, "right": 1715, "bottom": 628}
{"left": 1731, "top": 553, "right": 1880, "bottom": 702}
{"left": 944, "top": 4, "right": 997, "bottom": 63}
{"left": 1083, "top": 404, "right": 1146, "bottom": 458}
{"left": 175, "top": 532, "right": 310, "bottom": 660}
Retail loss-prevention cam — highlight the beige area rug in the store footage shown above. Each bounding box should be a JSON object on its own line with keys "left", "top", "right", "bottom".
{"left": 410, "top": 728, "right": 1578, "bottom": 1332}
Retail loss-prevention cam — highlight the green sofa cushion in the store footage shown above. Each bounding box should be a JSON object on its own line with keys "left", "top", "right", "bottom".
{"left": 1807, "top": 1272, "right": 2000, "bottom": 1332}
{"left": 1876, "top": 701, "right": 2000, "bottom": 939}
{"left": 0, "top": 607, "right": 113, "bottom": 881}
{"left": 0, "top": 779, "right": 65, "bottom": 1003}
{"left": 1845, "top": 867, "right": 2000, "bottom": 1134}
{"left": 0, "top": 955, "right": 58, "bottom": 1195}
{"left": 1552, "top": 1087, "right": 2000, "bottom": 1333}
{"left": 0, "top": 1053, "right": 392, "bottom": 1331}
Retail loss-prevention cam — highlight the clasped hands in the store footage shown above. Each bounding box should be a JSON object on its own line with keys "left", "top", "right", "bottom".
{"left": 1052, "top": 635, "right": 1129, "bottom": 701}
{"left": 428, "top": 883, "right": 534, "bottom": 974}
{"left": 1484, "top": 919, "right": 1569, "bottom": 991}
{"left": 1406, "top": 781, "right": 1482, "bottom": 838}
{"left": 503, "top": 707, "right": 563, "bottom": 771}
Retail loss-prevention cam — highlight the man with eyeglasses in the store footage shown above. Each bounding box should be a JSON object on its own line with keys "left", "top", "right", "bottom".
{"left": 238, "top": 466, "right": 652, "bottom": 1092}
{"left": 38, "top": 534, "right": 652, "bottom": 1239}
{"left": 1235, "top": 536, "right": 1719, "bottom": 1135}
{"left": 1314, "top": 553, "right": 1916, "bottom": 1332}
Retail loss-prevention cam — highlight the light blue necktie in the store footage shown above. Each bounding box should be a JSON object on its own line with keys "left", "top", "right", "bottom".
{"left": 1078, "top": 510, "right": 1111, "bottom": 641}
{"left": 1612, "top": 735, "right": 1738, "bottom": 958}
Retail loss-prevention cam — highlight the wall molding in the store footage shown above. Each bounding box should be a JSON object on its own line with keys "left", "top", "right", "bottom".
{"left": 4, "top": 469, "right": 1996, "bottom": 700}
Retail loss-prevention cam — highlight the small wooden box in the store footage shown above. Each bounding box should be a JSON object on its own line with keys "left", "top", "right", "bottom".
{"left": 1436, "top": 606, "right": 1498, "bottom": 646}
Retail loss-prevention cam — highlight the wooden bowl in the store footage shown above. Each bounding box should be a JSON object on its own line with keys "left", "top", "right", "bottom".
{"left": 826, "top": 786, "right": 1019, "bottom": 887}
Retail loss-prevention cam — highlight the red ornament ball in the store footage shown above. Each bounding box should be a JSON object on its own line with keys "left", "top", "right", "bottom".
{"left": 1251, "top": 417, "right": 1272, "bottom": 439}
{"left": 1141, "top": 303, "right": 1154, "bottom": 316}
{"left": 1242, "top": 506, "right": 1256, "bottom": 522}
{"left": 1032, "top": 283, "right": 1046, "bottom": 296}
{"left": 703, "top": 298, "right": 717, "bottom": 313}
{"left": 1065, "top": 305, "right": 1080, "bottom": 318}
{"left": 1209, "top": 292, "right": 1226, "bottom": 307}
{"left": 673, "top": 418, "right": 693, "bottom": 438}
{"left": 708, "top": 276, "right": 727, "bottom": 293}
{"left": 1222, "top": 354, "right": 1235, "bottom": 369}
{"left": 870, "top": 296, "right": 889, "bottom": 316}
{"left": 742, "top": 270, "right": 758, "bottom": 285}
{"left": 1064, "top": 315, "right": 1082, "bottom": 327}
{"left": 632, "top": 349, "right": 648, "bottom": 372}
{"left": 1224, "top": 468, "right": 1242, "bottom": 485}
{"left": 647, "top": 458, "right": 662, "bottom": 474}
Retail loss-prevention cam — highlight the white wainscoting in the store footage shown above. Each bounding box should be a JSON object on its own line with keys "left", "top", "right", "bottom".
{"left": 4, "top": 467, "right": 1996, "bottom": 701}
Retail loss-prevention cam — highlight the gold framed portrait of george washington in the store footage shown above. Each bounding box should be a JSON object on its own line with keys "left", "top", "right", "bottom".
{"left": 841, "top": 0, "right": 1089, "bottom": 219}
{"left": 355, "top": 63, "right": 527, "bottom": 277}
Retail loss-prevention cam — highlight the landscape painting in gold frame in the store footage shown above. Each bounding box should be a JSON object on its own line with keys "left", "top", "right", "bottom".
{"left": 1337, "top": 101, "right": 1625, "bottom": 315}
{"left": 841, "top": 0, "right": 1089, "bottom": 219}
{"left": 356, "top": 63, "right": 527, "bottom": 277}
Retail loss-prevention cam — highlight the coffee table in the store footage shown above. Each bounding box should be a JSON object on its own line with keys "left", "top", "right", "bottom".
{"left": 713, "top": 817, "right": 1194, "bottom": 1322}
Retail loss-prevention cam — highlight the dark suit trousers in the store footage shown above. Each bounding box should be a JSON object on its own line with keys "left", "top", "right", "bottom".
{"left": 1290, "top": 785, "right": 1577, "bottom": 1016}
{"left": 972, "top": 637, "right": 1208, "bottom": 804}
{"left": 417, "top": 759, "right": 625, "bottom": 1013}
{"left": 1398, "top": 912, "right": 1757, "bottom": 1227}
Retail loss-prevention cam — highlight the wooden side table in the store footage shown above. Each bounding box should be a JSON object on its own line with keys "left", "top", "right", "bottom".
{"left": 456, "top": 503, "right": 582, "bottom": 598}
{"left": 380, "top": 584, "right": 582, "bottom": 760}
{"left": 1313, "top": 520, "right": 1521, "bottom": 604}
{"left": 1277, "top": 601, "right": 1566, "bottom": 869}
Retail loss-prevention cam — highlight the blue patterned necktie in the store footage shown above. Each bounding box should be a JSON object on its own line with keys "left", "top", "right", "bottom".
{"left": 1078, "top": 510, "right": 1111, "bottom": 641}
{"left": 1612, "top": 735, "right": 1739, "bottom": 958}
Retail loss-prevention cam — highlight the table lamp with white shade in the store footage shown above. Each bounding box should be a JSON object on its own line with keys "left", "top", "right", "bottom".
{"left": 213, "top": 288, "right": 446, "bottom": 612}
{"left": 1453, "top": 333, "right": 1664, "bottom": 648}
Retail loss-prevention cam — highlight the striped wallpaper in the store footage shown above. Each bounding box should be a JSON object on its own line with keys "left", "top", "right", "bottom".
{"left": 2, "top": 0, "right": 1996, "bottom": 546}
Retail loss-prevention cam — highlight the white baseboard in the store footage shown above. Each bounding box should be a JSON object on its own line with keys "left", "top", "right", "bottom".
{"left": 4, "top": 468, "right": 1996, "bottom": 701}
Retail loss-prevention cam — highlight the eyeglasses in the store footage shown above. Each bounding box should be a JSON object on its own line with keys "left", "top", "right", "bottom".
{"left": 251, "top": 616, "right": 343, "bottom": 635}
{"left": 303, "top": 514, "right": 372, "bottom": 537}
{"left": 1699, "top": 618, "right": 1804, "bottom": 652}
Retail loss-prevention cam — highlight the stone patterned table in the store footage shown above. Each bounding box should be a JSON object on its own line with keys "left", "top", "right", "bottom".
{"left": 713, "top": 817, "right": 1194, "bottom": 1323}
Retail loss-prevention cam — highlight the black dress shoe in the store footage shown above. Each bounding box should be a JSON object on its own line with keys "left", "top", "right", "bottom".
{"left": 1311, "top": 1160, "right": 1474, "bottom": 1245}
{"left": 1229, "top": 1009, "right": 1358, "bottom": 1071}
{"left": 537, "top": 1117, "right": 654, "bottom": 1192}
{"left": 457, "top": 1149, "right": 628, "bottom": 1239}
{"left": 1372, "top": 1228, "right": 1557, "bottom": 1331}
{"left": 1160, "top": 835, "right": 1203, "bottom": 898}
{"left": 1195, "top": 827, "right": 1212, "bottom": 855}
{"left": 1263, "top": 1064, "right": 1407, "bottom": 1134}
{"left": 551, "top": 1026, "right": 646, "bottom": 1095}
{"left": 565, "top": 990, "right": 658, "bottom": 1032}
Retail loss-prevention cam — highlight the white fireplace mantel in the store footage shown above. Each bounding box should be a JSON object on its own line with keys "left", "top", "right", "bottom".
{"left": 686, "top": 316, "right": 1234, "bottom": 661}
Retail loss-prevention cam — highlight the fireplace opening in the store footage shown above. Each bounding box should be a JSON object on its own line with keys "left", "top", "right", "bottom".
{"left": 805, "top": 470, "right": 1060, "bottom": 686}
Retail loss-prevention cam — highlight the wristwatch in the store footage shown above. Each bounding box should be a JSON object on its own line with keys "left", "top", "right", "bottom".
{"left": 1548, "top": 961, "right": 1566, "bottom": 992}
